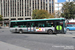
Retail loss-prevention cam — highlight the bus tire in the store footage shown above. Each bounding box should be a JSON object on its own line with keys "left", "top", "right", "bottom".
{"left": 15, "top": 29, "right": 17, "bottom": 32}
{"left": 47, "top": 29, "right": 53, "bottom": 34}
{"left": 19, "top": 29, "right": 23, "bottom": 34}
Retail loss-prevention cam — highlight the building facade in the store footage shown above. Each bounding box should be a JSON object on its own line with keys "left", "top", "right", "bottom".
{"left": 0, "top": 0, "right": 56, "bottom": 20}
{"left": 0, "top": 0, "right": 56, "bottom": 27}
{"left": 66, "top": 0, "right": 75, "bottom": 2}
{"left": 55, "top": 2, "right": 64, "bottom": 18}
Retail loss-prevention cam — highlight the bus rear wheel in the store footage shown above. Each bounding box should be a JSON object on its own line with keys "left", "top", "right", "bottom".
{"left": 19, "top": 30, "right": 23, "bottom": 34}
{"left": 47, "top": 30, "right": 53, "bottom": 34}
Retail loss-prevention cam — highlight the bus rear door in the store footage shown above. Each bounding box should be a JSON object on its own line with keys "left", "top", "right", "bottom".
{"left": 55, "top": 21, "right": 64, "bottom": 34}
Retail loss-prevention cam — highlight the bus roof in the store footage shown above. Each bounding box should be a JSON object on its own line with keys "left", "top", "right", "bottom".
{"left": 10, "top": 18, "right": 65, "bottom": 22}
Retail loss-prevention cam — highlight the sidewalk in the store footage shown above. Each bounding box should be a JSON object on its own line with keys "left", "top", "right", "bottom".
{"left": 1, "top": 27, "right": 9, "bottom": 29}
{"left": 0, "top": 41, "right": 30, "bottom": 50}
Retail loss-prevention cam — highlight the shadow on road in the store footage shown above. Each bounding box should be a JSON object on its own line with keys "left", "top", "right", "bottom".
{"left": 73, "top": 37, "right": 75, "bottom": 39}
{"left": 12, "top": 32, "right": 57, "bottom": 35}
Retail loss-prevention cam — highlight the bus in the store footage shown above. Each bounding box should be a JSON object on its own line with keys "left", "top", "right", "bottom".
{"left": 10, "top": 18, "right": 66, "bottom": 34}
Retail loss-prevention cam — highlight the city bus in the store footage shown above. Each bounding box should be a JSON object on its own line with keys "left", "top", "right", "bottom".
{"left": 10, "top": 18, "right": 66, "bottom": 34}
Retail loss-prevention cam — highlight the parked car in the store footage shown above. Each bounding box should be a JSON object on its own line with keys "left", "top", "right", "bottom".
{"left": 66, "top": 24, "right": 75, "bottom": 31}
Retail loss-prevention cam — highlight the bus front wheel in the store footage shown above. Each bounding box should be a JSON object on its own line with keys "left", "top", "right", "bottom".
{"left": 47, "top": 30, "right": 53, "bottom": 34}
{"left": 19, "top": 30, "right": 23, "bottom": 34}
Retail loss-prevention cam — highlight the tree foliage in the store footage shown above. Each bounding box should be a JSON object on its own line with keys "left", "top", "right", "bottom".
{"left": 61, "top": 2, "right": 75, "bottom": 19}
{"left": 32, "top": 9, "right": 54, "bottom": 19}
{"left": 0, "top": 15, "right": 3, "bottom": 21}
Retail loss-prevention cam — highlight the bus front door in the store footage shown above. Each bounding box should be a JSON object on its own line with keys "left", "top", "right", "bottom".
{"left": 55, "top": 21, "right": 64, "bottom": 34}
{"left": 27, "top": 22, "right": 35, "bottom": 32}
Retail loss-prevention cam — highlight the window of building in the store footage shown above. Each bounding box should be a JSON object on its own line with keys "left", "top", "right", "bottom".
{"left": 1, "top": 0, "right": 2, "bottom": 2}
{"left": 41, "top": 0, "right": 42, "bottom": 9}
{"left": 1, "top": 3, "right": 2, "bottom": 15}
{"left": 18, "top": 18, "right": 23, "bottom": 20}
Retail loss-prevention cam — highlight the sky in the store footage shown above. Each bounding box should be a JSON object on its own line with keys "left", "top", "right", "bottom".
{"left": 58, "top": 0, "right": 66, "bottom": 2}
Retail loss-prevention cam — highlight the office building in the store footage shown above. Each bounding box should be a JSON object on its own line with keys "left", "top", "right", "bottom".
{"left": 55, "top": 2, "right": 64, "bottom": 18}
{"left": 66, "top": 0, "right": 75, "bottom": 2}
{"left": 0, "top": 0, "right": 56, "bottom": 20}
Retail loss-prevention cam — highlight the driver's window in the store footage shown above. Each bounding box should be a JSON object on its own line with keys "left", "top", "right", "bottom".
{"left": 46, "top": 21, "right": 54, "bottom": 27}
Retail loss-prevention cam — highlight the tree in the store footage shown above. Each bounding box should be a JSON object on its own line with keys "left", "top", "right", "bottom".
{"left": 32, "top": 9, "right": 38, "bottom": 19}
{"left": 0, "top": 15, "right": 3, "bottom": 21}
{"left": 32, "top": 9, "right": 54, "bottom": 19}
{"left": 56, "top": 10, "right": 61, "bottom": 18}
{"left": 61, "top": 2, "right": 75, "bottom": 19}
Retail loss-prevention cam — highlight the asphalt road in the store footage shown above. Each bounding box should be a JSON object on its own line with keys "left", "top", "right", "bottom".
{"left": 0, "top": 28, "right": 75, "bottom": 50}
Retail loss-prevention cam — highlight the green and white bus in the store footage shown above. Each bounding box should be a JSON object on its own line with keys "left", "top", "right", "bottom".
{"left": 10, "top": 18, "right": 66, "bottom": 34}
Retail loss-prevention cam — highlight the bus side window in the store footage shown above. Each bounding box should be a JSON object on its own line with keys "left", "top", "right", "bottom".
{"left": 43, "top": 24, "right": 45, "bottom": 27}
{"left": 46, "top": 21, "right": 54, "bottom": 27}
{"left": 31, "top": 25, "right": 33, "bottom": 27}
{"left": 18, "top": 25, "right": 21, "bottom": 27}
{"left": 21, "top": 25, "right": 23, "bottom": 28}
{"left": 18, "top": 25, "right": 23, "bottom": 28}
{"left": 13, "top": 25, "right": 17, "bottom": 27}
{"left": 39, "top": 25, "right": 41, "bottom": 27}
{"left": 41, "top": 24, "right": 45, "bottom": 27}
{"left": 46, "top": 23, "right": 51, "bottom": 27}
{"left": 24, "top": 25, "right": 26, "bottom": 27}
{"left": 31, "top": 23, "right": 35, "bottom": 27}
